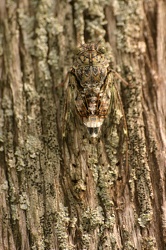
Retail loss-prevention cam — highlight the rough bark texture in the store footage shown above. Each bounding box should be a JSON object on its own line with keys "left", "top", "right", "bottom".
{"left": 0, "top": 0, "right": 165, "bottom": 249}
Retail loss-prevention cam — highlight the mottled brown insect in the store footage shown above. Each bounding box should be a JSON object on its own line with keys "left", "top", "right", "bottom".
{"left": 65, "top": 42, "right": 127, "bottom": 138}
{"left": 63, "top": 42, "right": 128, "bottom": 189}
{"left": 67, "top": 43, "right": 110, "bottom": 137}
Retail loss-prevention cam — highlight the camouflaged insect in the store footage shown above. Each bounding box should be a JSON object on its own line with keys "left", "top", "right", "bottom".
{"left": 72, "top": 43, "right": 110, "bottom": 137}
{"left": 65, "top": 42, "right": 125, "bottom": 138}
{"left": 63, "top": 42, "right": 128, "bottom": 189}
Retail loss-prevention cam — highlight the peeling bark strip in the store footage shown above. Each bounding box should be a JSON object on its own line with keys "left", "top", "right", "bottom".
{"left": 0, "top": 0, "right": 166, "bottom": 249}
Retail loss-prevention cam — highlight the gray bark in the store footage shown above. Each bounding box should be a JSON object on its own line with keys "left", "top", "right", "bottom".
{"left": 0, "top": 0, "right": 165, "bottom": 249}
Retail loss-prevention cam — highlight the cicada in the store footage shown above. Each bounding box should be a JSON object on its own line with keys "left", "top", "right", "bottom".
{"left": 62, "top": 42, "right": 128, "bottom": 192}
{"left": 64, "top": 43, "right": 127, "bottom": 135}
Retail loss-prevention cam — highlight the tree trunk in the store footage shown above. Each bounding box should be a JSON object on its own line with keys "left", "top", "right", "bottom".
{"left": 0, "top": 0, "right": 165, "bottom": 249}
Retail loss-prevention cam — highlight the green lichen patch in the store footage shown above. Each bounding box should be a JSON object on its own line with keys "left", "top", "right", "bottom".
{"left": 113, "top": 0, "right": 144, "bottom": 56}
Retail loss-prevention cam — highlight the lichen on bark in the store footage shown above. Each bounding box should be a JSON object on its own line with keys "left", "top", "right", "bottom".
{"left": 0, "top": 0, "right": 165, "bottom": 249}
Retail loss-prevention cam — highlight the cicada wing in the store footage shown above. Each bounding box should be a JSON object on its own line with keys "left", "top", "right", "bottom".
{"left": 62, "top": 73, "right": 97, "bottom": 200}
{"left": 101, "top": 73, "right": 128, "bottom": 187}
{"left": 62, "top": 73, "right": 88, "bottom": 159}
{"left": 63, "top": 73, "right": 79, "bottom": 136}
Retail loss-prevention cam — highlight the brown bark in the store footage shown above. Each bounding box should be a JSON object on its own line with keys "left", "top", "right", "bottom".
{"left": 0, "top": 0, "right": 165, "bottom": 249}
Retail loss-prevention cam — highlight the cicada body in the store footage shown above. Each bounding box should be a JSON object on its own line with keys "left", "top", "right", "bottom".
{"left": 62, "top": 43, "right": 128, "bottom": 195}
{"left": 69, "top": 43, "right": 112, "bottom": 137}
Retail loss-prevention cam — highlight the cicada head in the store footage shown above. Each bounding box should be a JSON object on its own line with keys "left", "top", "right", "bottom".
{"left": 73, "top": 43, "right": 108, "bottom": 66}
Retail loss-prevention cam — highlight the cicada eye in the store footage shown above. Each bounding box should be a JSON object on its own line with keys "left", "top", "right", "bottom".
{"left": 97, "top": 46, "right": 106, "bottom": 54}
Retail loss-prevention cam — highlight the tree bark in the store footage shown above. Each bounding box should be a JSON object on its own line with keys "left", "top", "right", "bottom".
{"left": 0, "top": 0, "right": 165, "bottom": 249}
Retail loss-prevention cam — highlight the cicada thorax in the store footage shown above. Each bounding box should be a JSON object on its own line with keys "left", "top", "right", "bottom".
{"left": 71, "top": 43, "right": 110, "bottom": 137}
